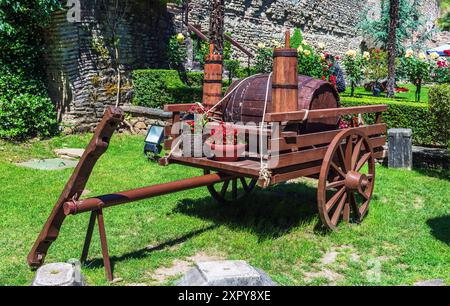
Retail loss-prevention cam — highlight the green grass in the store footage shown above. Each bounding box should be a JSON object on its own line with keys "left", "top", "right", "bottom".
{"left": 0, "top": 134, "right": 449, "bottom": 286}
{"left": 341, "top": 84, "right": 429, "bottom": 103}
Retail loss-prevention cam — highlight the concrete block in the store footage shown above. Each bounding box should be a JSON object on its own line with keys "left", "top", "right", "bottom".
{"left": 177, "top": 260, "right": 276, "bottom": 286}
{"left": 32, "top": 260, "right": 85, "bottom": 286}
{"left": 388, "top": 128, "right": 412, "bottom": 169}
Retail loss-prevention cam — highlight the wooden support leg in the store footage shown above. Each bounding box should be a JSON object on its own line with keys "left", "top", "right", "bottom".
{"left": 80, "top": 211, "right": 97, "bottom": 264}
{"left": 96, "top": 209, "right": 113, "bottom": 282}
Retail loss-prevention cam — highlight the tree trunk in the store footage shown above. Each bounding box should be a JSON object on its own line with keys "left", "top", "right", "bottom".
{"left": 386, "top": 0, "right": 399, "bottom": 98}
{"left": 209, "top": 0, "right": 225, "bottom": 54}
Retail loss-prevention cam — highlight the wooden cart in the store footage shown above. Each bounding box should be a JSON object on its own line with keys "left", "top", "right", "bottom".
{"left": 28, "top": 36, "right": 387, "bottom": 282}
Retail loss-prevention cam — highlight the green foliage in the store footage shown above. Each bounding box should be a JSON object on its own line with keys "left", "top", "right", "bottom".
{"left": 366, "top": 49, "right": 388, "bottom": 83}
{"left": 437, "top": 11, "right": 450, "bottom": 31}
{"left": 296, "top": 43, "right": 324, "bottom": 79}
{"left": 342, "top": 51, "right": 369, "bottom": 96}
{"left": 132, "top": 70, "right": 202, "bottom": 108}
{"left": 167, "top": 34, "right": 187, "bottom": 69}
{"left": 428, "top": 84, "right": 450, "bottom": 146}
{"left": 401, "top": 52, "right": 431, "bottom": 102}
{"left": 254, "top": 46, "right": 273, "bottom": 73}
{"left": 430, "top": 59, "right": 450, "bottom": 84}
{"left": 341, "top": 97, "right": 444, "bottom": 146}
{"left": 193, "top": 38, "right": 209, "bottom": 68}
{"left": 0, "top": 94, "right": 58, "bottom": 140}
{"left": 358, "top": 0, "right": 432, "bottom": 53}
{"left": 0, "top": 0, "right": 61, "bottom": 140}
{"left": 224, "top": 59, "right": 240, "bottom": 83}
{"left": 290, "top": 28, "right": 304, "bottom": 49}
{"left": 182, "top": 72, "right": 204, "bottom": 87}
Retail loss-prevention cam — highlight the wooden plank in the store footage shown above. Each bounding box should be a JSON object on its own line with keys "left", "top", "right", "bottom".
{"left": 265, "top": 105, "right": 388, "bottom": 122}
{"left": 169, "top": 156, "right": 261, "bottom": 178}
{"left": 271, "top": 124, "right": 387, "bottom": 152}
{"left": 268, "top": 134, "right": 386, "bottom": 170}
{"left": 164, "top": 104, "right": 197, "bottom": 112}
{"left": 268, "top": 147, "right": 328, "bottom": 169}
{"left": 269, "top": 165, "right": 322, "bottom": 185}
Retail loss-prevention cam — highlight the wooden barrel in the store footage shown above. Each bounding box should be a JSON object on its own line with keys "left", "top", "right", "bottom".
{"left": 272, "top": 49, "right": 298, "bottom": 113}
{"left": 202, "top": 51, "right": 223, "bottom": 108}
{"left": 222, "top": 75, "right": 340, "bottom": 133}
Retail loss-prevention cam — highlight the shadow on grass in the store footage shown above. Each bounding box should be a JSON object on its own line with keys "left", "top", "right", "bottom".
{"left": 427, "top": 215, "right": 450, "bottom": 245}
{"left": 173, "top": 181, "right": 323, "bottom": 241}
{"left": 84, "top": 181, "right": 325, "bottom": 274}
{"left": 414, "top": 167, "right": 450, "bottom": 181}
{"left": 84, "top": 225, "right": 218, "bottom": 273}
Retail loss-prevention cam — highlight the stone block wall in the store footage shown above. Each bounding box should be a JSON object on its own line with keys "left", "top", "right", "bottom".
{"left": 44, "top": 0, "right": 173, "bottom": 133}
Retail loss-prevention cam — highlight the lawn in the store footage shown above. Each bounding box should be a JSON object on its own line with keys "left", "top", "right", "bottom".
{"left": 0, "top": 134, "right": 448, "bottom": 286}
{"left": 341, "top": 83, "right": 429, "bottom": 103}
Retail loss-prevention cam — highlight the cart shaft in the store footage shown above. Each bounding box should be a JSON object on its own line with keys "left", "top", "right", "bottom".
{"left": 63, "top": 173, "right": 232, "bottom": 215}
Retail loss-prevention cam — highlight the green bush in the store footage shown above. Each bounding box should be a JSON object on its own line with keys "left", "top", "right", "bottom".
{"left": 132, "top": 70, "right": 202, "bottom": 108}
{"left": 0, "top": 94, "right": 58, "bottom": 140}
{"left": 428, "top": 84, "right": 450, "bottom": 146}
{"left": 341, "top": 97, "right": 443, "bottom": 146}
{"left": 183, "top": 72, "right": 204, "bottom": 87}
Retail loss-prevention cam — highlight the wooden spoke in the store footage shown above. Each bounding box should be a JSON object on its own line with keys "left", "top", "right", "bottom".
{"left": 355, "top": 152, "right": 371, "bottom": 172}
{"left": 331, "top": 193, "right": 347, "bottom": 226}
{"left": 351, "top": 137, "right": 363, "bottom": 170}
{"left": 330, "top": 161, "right": 346, "bottom": 179}
{"left": 327, "top": 180, "right": 345, "bottom": 190}
{"left": 220, "top": 180, "right": 230, "bottom": 198}
{"left": 326, "top": 187, "right": 346, "bottom": 213}
{"left": 318, "top": 129, "right": 375, "bottom": 230}
{"left": 232, "top": 179, "right": 238, "bottom": 200}
{"left": 205, "top": 170, "right": 257, "bottom": 204}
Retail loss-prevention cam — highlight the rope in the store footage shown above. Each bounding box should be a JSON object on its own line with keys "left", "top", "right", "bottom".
{"left": 259, "top": 72, "right": 273, "bottom": 189}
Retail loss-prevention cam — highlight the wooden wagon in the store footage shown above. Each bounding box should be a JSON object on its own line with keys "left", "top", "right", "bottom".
{"left": 28, "top": 35, "right": 387, "bottom": 282}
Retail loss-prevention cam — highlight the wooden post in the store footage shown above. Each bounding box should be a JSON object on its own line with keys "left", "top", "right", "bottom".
{"left": 271, "top": 30, "right": 298, "bottom": 113}
{"left": 203, "top": 44, "right": 223, "bottom": 110}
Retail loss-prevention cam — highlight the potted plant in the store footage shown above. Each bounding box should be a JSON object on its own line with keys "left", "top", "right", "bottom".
{"left": 208, "top": 122, "right": 246, "bottom": 162}
{"left": 182, "top": 105, "right": 210, "bottom": 158}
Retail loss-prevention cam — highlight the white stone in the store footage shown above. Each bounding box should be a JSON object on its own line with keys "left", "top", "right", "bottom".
{"left": 32, "top": 262, "right": 85, "bottom": 286}
{"left": 54, "top": 148, "right": 85, "bottom": 159}
{"left": 177, "top": 260, "right": 276, "bottom": 286}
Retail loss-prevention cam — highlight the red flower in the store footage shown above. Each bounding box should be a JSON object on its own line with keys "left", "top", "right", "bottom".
{"left": 437, "top": 60, "right": 448, "bottom": 68}
{"left": 329, "top": 75, "right": 337, "bottom": 86}
{"left": 444, "top": 50, "right": 450, "bottom": 56}
{"left": 322, "top": 76, "right": 326, "bottom": 81}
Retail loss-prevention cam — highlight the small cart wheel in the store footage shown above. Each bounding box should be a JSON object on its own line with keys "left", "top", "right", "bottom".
{"left": 204, "top": 169, "right": 257, "bottom": 204}
{"left": 318, "top": 129, "right": 376, "bottom": 230}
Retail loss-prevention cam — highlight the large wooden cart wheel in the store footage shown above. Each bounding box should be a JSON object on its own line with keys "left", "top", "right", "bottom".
{"left": 204, "top": 170, "right": 257, "bottom": 204}
{"left": 318, "top": 130, "right": 376, "bottom": 230}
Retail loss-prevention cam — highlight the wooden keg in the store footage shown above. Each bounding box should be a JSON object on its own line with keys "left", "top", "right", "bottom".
{"left": 222, "top": 75, "right": 340, "bottom": 133}
{"left": 203, "top": 44, "right": 223, "bottom": 108}
{"left": 271, "top": 32, "right": 298, "bottom": 113}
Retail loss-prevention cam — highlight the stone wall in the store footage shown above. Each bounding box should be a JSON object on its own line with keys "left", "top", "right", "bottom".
{"left": 185, "top": 0, "right": 379, "bottom": 59}
{"left": 44, "top": 0, "right": 172, "bottom": 133}
{"left": 183, "top": 0, "right": 446, "bottom": 60}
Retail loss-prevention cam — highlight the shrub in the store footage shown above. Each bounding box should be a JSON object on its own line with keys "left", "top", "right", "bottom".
{"left": 182, "top": 72, "right": 204, "bottom": 87}
{"left": 0, "top": 94, "right": 58, "bottom": 140}
{"left": 401, "top": 50, "right": 431, "bottom": 102}
{"left": 224, "top": 59, "right": 240, "bottom": 83}
{"left": 254, "top": 45, "right": 273, "bottom": 73}
{"left": 167, "top": 34, "right": 187, "bottom": 69}
{"left": 342, "top": 51, "right": 369, "bottom": 97}
{"left": 428, "top": 84, "right": 450, "bottom": 146}
{"left": 132, "top": 70, "right": 202, "bottom": 108}
{"left": 341, "top": 97, "right": 443, "bottom": 146}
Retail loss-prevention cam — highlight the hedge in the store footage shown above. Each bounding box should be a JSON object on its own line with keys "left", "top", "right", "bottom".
{"left": 132, "top": 70, "right": 202, "bottom": 109}
{"left": 341, "top": 97, "right": 442, "bottom": 146}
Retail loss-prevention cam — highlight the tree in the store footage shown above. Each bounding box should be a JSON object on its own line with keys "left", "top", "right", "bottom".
{"left": 386, "top": 0, "right": 399, "bottom": 98}
{"left": 100, "top": 0, "right": 129, "bottom": 107}
{"left": 358, "top": 0, "right": 433, "bottom": 54}
{"left": 209, "top": 0, "right": 225, "bottom": 54}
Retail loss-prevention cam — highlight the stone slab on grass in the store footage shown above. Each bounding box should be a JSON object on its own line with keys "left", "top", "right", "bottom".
{"left": 16, "top": 158, "right": 78, "bottom": 171}
{"left": 413, "top": 279, "right": 445, "bottom": 286}
{"left": 177, "top": 260, "right": 276, "bottom": 286}
{"left": 54, "top": 148, "right": 85, "bottom": 159}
